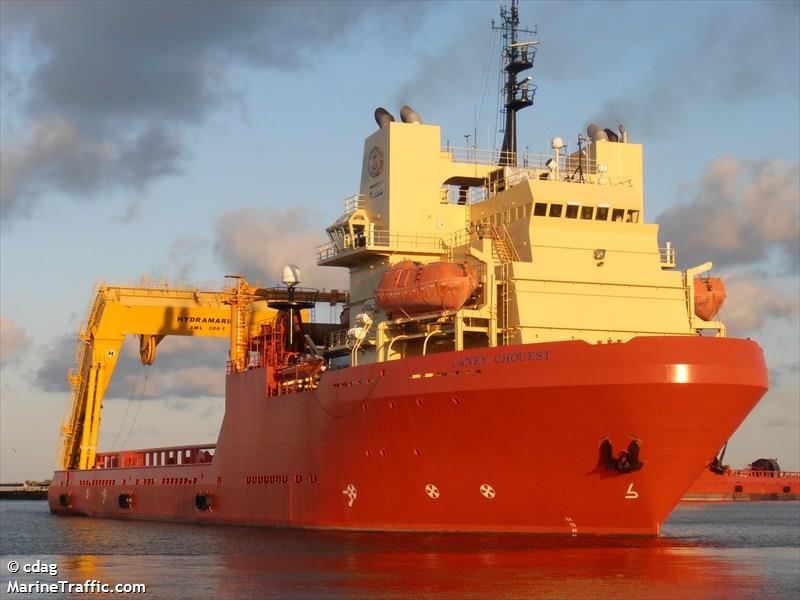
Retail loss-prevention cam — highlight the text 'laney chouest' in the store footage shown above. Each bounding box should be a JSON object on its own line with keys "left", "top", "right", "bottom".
{"left": 451, "top": 350, "right": 552, "bottom": 369}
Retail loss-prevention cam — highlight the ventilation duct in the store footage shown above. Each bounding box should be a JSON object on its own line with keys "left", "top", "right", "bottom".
{"left": 400, "top": 105, "right": 422, "bottom": 124}
{"left": 374, "top": 107, "right": 395, "bottom": 128}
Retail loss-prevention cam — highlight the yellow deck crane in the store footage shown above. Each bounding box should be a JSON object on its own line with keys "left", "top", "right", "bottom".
{"left": 58, "top": 277, "right": 347, "bottom": 471}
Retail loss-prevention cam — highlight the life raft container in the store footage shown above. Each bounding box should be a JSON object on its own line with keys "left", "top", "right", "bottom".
{"left": 375, "top": 260, "right": 478, "bottom": 316}
{"left": 694, "top": 276, "right": 726, "bottom": 321}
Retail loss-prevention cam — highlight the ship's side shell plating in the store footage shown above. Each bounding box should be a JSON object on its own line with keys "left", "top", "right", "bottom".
{"left": 50, "top": 336, "right": 766, "bottom": 535}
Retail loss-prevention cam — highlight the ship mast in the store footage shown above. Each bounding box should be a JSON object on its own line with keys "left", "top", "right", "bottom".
{"left": 494, "top": 0, "right": 538, "bottom": 166}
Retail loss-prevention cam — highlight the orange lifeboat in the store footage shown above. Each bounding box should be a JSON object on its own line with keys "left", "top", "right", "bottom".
{"left": 275, "top": 357, "right": 326, "bottom": 382}
{"left": 694, "top": 276, "right": 726, "bottom": 320}
{"left": 375, "top": 260, "right": 478, "bottom": 316}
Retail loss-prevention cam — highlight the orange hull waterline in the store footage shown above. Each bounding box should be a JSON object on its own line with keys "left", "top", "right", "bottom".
{"left": 49, "top": 2, "right": 769, "bottom": 536}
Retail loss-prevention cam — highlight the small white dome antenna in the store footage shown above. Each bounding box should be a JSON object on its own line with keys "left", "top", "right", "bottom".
{"left": 282, "top": 264, "right": 301, "bottom": 289}
{"left": 550, "top": 136, "right": 564, "bottom": 179}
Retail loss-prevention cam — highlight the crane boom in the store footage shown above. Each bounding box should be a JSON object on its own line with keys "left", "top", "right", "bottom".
{"left": 59, "top": 282, "right": 277, "bottom": 471}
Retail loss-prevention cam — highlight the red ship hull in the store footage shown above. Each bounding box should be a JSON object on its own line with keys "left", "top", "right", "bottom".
{"left": 49, "top": 336, "right": 767, "bottom": 535}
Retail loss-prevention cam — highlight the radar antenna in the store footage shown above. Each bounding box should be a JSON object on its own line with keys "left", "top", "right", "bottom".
{"left": 493, "top": 0, "right": 538, "bottom": 166}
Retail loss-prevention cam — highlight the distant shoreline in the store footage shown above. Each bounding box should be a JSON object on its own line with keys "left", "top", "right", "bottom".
{"left": 0, "top": 484, "right": 49, "bottom": 500}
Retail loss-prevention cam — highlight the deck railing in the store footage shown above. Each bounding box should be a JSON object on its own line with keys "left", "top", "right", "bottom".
{"left": 727, "top": 469, "right": 800, "bottom": 479}
{"left": 94, "top": 444, "right": 216, "bottom": 469}
{"left": 318, "top": 229, "right": 450, "bottom": 262}
{"left": 344, "top": 194, "right": 365, "bottom": 214}
{"left": 659, "top": 245, "right": 677, "bottom": 267}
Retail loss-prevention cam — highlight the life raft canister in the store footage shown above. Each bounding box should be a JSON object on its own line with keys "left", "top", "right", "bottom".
{"left": 693, "top": 276, "right": 726, "bottom": 321}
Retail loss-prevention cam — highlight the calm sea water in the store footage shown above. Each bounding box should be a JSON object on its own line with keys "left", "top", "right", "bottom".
{"left": 1, "top": 501, "right": 798, "bottom": 599}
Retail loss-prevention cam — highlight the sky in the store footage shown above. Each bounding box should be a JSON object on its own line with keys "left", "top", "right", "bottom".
{"left": 0, "top": 0, "right": 798, "bottom": 482}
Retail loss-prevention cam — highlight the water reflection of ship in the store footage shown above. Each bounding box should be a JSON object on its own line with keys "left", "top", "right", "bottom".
{"left": 211, "top": 533, "right": 767, "bottom": 600}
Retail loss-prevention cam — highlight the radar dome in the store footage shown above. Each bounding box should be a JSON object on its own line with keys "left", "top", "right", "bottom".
{"left": 281, "top": 264, "right": 301, "bottom": 287}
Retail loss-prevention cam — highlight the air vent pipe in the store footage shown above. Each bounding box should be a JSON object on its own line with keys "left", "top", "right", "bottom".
{"left": 374, "top": 107, "right": 395, "bottom": 128}
{"left": 400, "top": 105, "right": 422, "bottom": 124}
{"left": 587, "top": 123, "right": 608, "bottom": 142}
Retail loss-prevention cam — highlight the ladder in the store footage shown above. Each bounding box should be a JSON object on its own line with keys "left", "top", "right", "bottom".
{"left": 492, "top": 237, "right": 513, "bottom": 263}
{"left": 60, "top": 286, "right": 105, "bottom": 468}
{"left": 491, "top": 229, "right": 514, "bottom": 345}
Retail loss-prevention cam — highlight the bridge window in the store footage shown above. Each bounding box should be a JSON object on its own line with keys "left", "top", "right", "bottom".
{"left": 565, "top": 204, "right": 579, "bottom": 219}
{"left": 533, "top": 202, "right": 547, "bottom": 216}
{"left": 581, "top": 206, "right": 594, "bottom": 220}
{"left": 549, "top": 204, "right": 563, "bottom": 218}
{"left": 596, "top": 206, "right": 609, "bottom": 221}
{"left": 626, "top": 209, "right": 640, "bottom": 223}
{"left": 612, "top": 208, "right": 625, "bottom": 222}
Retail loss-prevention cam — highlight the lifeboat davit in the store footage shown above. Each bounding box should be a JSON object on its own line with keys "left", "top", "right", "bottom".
{"left": 375, "top": 260, "right": 478, "bottom": 316}
{"left": 694, "top": 276, "right": 726, "bottom": 320}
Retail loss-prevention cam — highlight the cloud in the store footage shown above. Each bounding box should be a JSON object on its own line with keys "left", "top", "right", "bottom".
{"left": 719, "top": 273, "right": 798, "bottom": 335}
{"left": 114, "top": 200, "right": 144, "bottom": 224}
{"left": 657, "top": 156, "right": 800, "bottom": 272}
{"left": 0, "top": 0, "right": 428, "bottom": 223}
{"left": 588, "top": 2, "right": 799, "bottom": 138}
{"left": 1, "top": 117, "right": 184, "bottom": 220}
{"left": 35, "top": 333, "right": 228, "bottom": 401}
{"left": 392, "top": 18, "right": 494, "bottom": 118}
{"left": 162, "top": 235, "right": 211, "bottom": 285}
{"left": 0, "top": 316, "right": 29, "bottom": 365}
{"left": 213, "top": 206, "right": 348, "bottom": 290}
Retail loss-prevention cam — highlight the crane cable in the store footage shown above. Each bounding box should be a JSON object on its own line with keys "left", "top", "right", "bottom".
{"left": 476, "top": 28, "right": 500, "bottom": 145}
{"left": 108, "top": 366, "right": 141, "bottom": 452}
{"left": 118, "top": 369, "right": 150, "bottom": 452}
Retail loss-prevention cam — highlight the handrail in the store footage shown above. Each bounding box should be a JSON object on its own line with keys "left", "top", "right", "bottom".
{"left": 318, "top": 229, "right": 450, "bottom": 261}
{"left": 725, "top": 469, "right": 800, "bottom": 479}
{"left": 659, "top": 245, "right": 677, "bottom": 267}
{"left": 344, "top": 194, "right": 365, "bottom": 214}
{"left": 442, "top": 145, "right": 598, "bottom": 173}
{"left": 502, "top": 226, "right": 521, "bottom": 261}
{"left": 93, "top": 443, "right": 216, "bottom": 470}
{"left": 327, "top": 328, "right": 350, "bottom": 348}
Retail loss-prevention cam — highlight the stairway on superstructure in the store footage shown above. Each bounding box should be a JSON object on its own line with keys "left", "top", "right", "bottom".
{"left": 491, "top": 229, "right": 515, "bottom": 345}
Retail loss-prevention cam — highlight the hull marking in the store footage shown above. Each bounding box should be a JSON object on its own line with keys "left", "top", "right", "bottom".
{"left": 425, "top": 484, "right": 440, "bottom": 499}
{"left": 480, "top": 484, "right": 496, "bottom": 499}
{"left": 342, "top": 484, "right": 357, "bottom": 507}
{"left": 564, "top": 516, "right": 578, "bottom": 537}
{"left": 625, "top": 483, "right": 639, "bottom": 499}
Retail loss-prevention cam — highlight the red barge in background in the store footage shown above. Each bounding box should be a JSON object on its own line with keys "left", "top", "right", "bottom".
{"left": 684, "top": 458, "right": 799, "bottom": 502}
{"left": 49, "top": 1, "right": 768, "bottom": 535}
